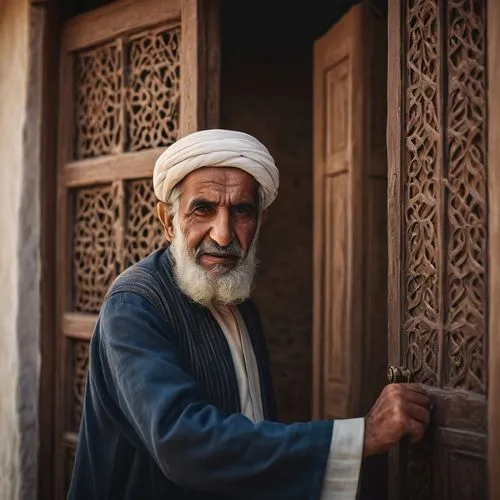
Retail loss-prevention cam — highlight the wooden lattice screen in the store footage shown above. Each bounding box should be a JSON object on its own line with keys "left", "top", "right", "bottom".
{"left": 54, "top": 1, "right": 219, "bottom": 497}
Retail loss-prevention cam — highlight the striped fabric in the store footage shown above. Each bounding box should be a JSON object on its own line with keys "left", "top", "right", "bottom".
{"left": 105, "top": 248, "right": 278, "bottom": 421}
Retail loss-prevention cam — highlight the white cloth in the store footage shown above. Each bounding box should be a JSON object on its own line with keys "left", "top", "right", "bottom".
{"left": 320, "top": 418, "right": 365, "bottom": 500}
{"left": 209, "top": 304, "right": 264, "bottom": 422}
{"left": 209, "top": 305, "right": 364, "bottom": 499}
{"left": 153, "top": 129, "right": 279, "bottom": 209}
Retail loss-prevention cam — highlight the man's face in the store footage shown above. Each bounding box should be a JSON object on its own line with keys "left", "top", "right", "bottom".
{"left": 158, "top": 167, "right": 262, "bottom": 305}
{"left": 167, "top": 167, "right": 259, "bottom": 272}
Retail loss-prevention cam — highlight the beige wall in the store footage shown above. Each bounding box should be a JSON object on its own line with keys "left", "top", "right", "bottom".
{"left": 0, "top": 0, "right": 41, "bottom": 499}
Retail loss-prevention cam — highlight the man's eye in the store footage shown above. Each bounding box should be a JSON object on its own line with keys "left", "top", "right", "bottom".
{"left": 234, "top": 206, "right": 255, "bottom": 216}
{"left": 194, "top": 205, "right": 212, "bottom": 214}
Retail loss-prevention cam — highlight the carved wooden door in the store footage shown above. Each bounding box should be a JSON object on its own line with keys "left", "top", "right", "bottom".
{"left": 54, "top": 1, "right": 219, "bottom": 498}
{"left": 387, "top": 0, "right": 489, "bottom": 498}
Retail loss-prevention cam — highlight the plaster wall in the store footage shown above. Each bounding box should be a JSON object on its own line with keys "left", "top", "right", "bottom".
{"left": 0, "top": 1, "right": 42, "bottom": 498}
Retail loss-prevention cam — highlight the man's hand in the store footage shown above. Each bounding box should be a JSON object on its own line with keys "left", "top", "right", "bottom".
{"left": 363, "top": 383, "right": 431, "bottom": 458}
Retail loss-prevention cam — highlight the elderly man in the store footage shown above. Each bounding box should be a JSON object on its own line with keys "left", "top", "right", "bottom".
{"left": 68, "top": 129, "right": 430, "bottom": 499}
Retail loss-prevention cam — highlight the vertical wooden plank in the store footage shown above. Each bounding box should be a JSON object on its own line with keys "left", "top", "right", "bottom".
{"left": 361, "top": 3, "right": 388, "bottom": 417}
{"left": 348, "top": 4, "right": 365, "bottom": 417}
{"left": 179, "top": 0, "right": 220, "bottom": 136}
{"left": 386, "top": 0, "right": 402, "bottom": 498}
{"left": 118, "top": 35, "right": 126, "bottom": 154}
{"left": 386, "top": 0, "right": 402, "bottom": 396}
{"left": 54, "top": 47, "right": 74, "bottom": 500}
{"left": 179, "top": 0, "right": 196, "bottom": 136}
{"left": 322, "top": 173, "right": 349, "bottom": 417}
{"left": 113, "top": 179, "right": 126, "bottom": 273}
{"left": 205, "top": 0, "right": 220, "bottom": 128}
{"left": 488, "top": 0, "right": 500, "bottom": 495}
{"left": 38, "top": 0, "right": 61, "bottom": 498}
{"left": 386, "top": 1, "right": 402, "bottom": 382}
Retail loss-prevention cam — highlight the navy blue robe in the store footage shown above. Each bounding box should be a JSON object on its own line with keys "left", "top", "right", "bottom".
{"left": 68, "top": 249, "right": 333, "bottom": 499}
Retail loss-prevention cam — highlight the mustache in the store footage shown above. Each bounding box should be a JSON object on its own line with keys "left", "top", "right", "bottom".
{"left": 195, "top": 239, "right": 244, "bottom": 259}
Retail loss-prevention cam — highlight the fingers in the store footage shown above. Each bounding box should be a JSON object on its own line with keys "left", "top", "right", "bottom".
{"left": 385, "top": 383, "right": 432, "bottom": 409}
{"left": 406, "top": 402, "right": 430, "bottom": 426}
{"left": 404, "top": 388, "right": 432, "bottom": 409}
{"left": 408, "top": 418, "right": 427, "bottom": 444}
{"left": 403, "top": 383, "right": 429, "bottom": 396}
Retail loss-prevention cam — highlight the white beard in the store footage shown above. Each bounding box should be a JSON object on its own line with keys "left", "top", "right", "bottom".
{"left": 169, "top": 218, "right": 260, "bottom": 306}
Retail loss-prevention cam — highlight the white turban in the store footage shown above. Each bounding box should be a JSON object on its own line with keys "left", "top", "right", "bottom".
{"left": 153, "top": 129, "right": 279, "bottom": 209}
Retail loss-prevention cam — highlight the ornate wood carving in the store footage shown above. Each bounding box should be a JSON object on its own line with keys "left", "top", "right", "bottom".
{"left": 70, "top": 26, "right": 181, "bottom": 305}
{"left": 403, "top": 0, "right": 488, "bottom": 396}
{"left": 70, "top": 340, "right": 90, "bottom": 431}
{"left": 75, "top": 41, "right": 122, "bottom": 160}
{"left": 404, "top": 0, "right": 440, "bottom": 387}
{"left": 445, "top": 0, "right": 487, "bottom": 393}
{"left": 72, "top": 184, "right": 118, "bottom": 313}
{"left": 126, "top": 26, "right": 180, "bottom": 152}
{"left": 74, "top": 24, "right": 180, "bottom": 160}
{"left": 403, "top": 0, "right": 487, "bottom": 393}
{"left": 124, "top": 178, "right": 166, "bottom": 267}
{"left": 323, "top": 175, "right": 348, "bottom": 386}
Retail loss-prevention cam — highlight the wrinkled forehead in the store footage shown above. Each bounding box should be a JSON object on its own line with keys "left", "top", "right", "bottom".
{"left": 179, "top": 167, "right": 259, "bottom": 204}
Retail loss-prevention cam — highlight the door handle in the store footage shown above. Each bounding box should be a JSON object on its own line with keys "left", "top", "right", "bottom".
{"left": 387, "top": 365, "right": 414, "bottom": 384}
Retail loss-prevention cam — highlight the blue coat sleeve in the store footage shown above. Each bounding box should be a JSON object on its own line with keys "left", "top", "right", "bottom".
{"left": 97, "top": 291, "right": 333, "bottom": 499}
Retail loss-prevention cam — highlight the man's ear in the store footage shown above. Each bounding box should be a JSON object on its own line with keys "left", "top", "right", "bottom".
{"left": 156, "top": 202, "right": 174, "bottom": 242}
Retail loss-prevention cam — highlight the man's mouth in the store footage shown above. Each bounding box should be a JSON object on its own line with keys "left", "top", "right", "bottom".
{"left": 198, "top": 253, "right": 239, "bottom": 269}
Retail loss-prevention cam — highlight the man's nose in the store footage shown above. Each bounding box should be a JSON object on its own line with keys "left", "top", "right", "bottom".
{"left": 209, "top": 210, "right": 234, "bottom": 248}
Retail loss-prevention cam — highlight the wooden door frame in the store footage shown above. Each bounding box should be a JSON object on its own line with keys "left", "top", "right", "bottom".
{"left": 37, "top": 0, "right": 63, "bottom": 499}
{"left": 388, "top": 0, "right": 500, "bottom": 498}
{"left": 385, "top": 2, "right": 403, "bottom": 497}
{"left": 487, "top": 0, "right": 500, "bottom": 497}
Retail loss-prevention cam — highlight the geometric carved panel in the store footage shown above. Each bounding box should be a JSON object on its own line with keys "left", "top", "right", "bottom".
{"left": 74, "top": 25, "right": 180, "bottom": 159}
{"left": 69, "top": 340, "right": 89, "bottom": 431}
{"left": 72, "top": 185, "right": 118, "bottom": 313}
{"left": 403, "top": 0, "right": 488, "bottom": 393}
{"left": 75, "top": 41, "right": 122, "bottom": 160}
{"left": 126, "top": 26, "right": 180, "bottom": 152}
{"left": 445, "top": 0, "right": 487, "bottom": 393}
{"left": 124, "top": 179, "right": 166, "bottom": 268}
{"left": 404, "top": 0, "right": 440, "bottom": 387}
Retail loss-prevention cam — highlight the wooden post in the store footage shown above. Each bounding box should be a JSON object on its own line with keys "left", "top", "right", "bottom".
{"left": 488, "top": 0, "right": 500, "bottom": 497}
